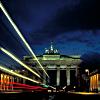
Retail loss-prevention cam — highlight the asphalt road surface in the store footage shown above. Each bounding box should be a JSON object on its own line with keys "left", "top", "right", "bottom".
{"left": 0, "top": 92, "right": 100, "bottom": 100}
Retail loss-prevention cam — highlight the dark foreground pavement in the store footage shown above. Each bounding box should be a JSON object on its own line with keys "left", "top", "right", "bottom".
{"left": 0, "top": 92, "right": 100, "bottom": 100}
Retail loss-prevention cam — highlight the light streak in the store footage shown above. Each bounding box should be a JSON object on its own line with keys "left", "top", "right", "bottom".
{"left": 63, "top": 86, "right": 66, "bottom": 89}
{"left": 0, "top": 80, "right": 46, "bottom": 90}
{"left": 0, "top": 1, "right": 49, "bottom": 78}
{"left": 0, "top": 85, "right": 44, "bottom": 90}
{"left": 0, "top": 80, "right": 41, "bottom": 88}
{"left": 12, "top": 86, "right": 43, "bottom": 89}
{"left": 0, "top": 47, "right": 41, "bottom": 78}
{"left": 49, "top": 86, "right": 56, "bottom": 90}
{"left": 0, "top": 65, "right": 41, "bottom": 84}
{"left": 0, "top": 80, "right": 43, "bottom": 89}
{"left": 12, "top": 82, "right": 42, "bottom": 88}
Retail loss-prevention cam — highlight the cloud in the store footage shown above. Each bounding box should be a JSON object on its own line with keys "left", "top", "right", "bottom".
{"left": 36, "top": 0, "right": 99, "bottom": 34}
{"left": 0, "top": 0, "right": 100, "bottom": 57}
{"left": 54, "top": 30, "right": 100, "bottom": 47}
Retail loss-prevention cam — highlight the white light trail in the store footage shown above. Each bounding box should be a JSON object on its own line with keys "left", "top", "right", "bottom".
{"left": 49, "top": 86, "right": 56, "bottom": 90}
{"left": 0, "top": 1, "right": 49, "bottom": 78}
{"left": 0, "top": 65, "right": 40, "bottom": 84}
{"left": 0, "top": 47, "right": 41, "bottom": 78}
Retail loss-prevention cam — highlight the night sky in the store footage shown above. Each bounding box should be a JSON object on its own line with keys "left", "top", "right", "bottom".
{"left": 0, "top": 0, "right": 100, "bottom": 68}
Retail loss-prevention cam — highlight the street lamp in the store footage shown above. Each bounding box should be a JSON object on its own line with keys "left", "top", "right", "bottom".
{"left": 85, "top": 69, "right": 90, "bottom": 92}
{"left": 85, "top": 69, "right": 89, "bottom": 75}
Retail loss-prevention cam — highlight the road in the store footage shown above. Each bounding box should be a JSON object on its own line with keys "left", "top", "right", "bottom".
{"left": 0, "top": 91, "right": 100, "bottom": 100}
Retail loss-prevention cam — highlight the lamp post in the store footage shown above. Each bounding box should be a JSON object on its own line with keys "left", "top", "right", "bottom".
{"left": 85, "top": 69, "right": 90, "bottom": 92}
{"left": 85, "top": 69, "right": 89, "bottom": 75}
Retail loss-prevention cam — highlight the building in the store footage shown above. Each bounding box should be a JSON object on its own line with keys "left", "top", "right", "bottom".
{"left": 89, "top": 69, "right": 100, "bottom": 92}
{"left": 0, "top": 69, "right": 28, "bottom": 91}
{"left": 23, "top": 43, "right": 81, "bottom": 87}
{"left": 0, "top": 72, "right": 14, "bottom": 91}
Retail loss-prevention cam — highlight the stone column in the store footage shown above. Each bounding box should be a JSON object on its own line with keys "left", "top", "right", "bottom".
{"left": 74, "top": 66, "right": 80, "bottom": 89}
{"left": 43, "top": 71, "right": 46, "bottom": 84}
{"left": 56, "top": 66, "right": 60, "bottom": 86}
{"left": 16, "top": 77, "right": 19, "bottom": 83}
{"left": 23, "top": 79, "right": 26, "bottom": 84}
{"left": 10, "top": 76, "right": 14, "bottom": 90}
{"left": 6, "top": 76, "right": 9, "bottom": 91}
{"left": 1, "top": 74, "right": 4, "bottom": 91}
{"left": 75, "top": 66, "right": 78, "bottom": 77}
{"left": 66, "top": 68, "right": 70, "bottom": 86}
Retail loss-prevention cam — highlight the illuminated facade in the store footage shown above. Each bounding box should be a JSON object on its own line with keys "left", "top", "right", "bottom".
{"left": 14, "top": 70, "right": 28, "bottom": 84}
{"left": 23, "top": 43, "right": 81, "bottom": 87}
{"left": 0, "top": 70, "right": 28, "bottom": 91}
{"left": 90, "top": 70, "right": 100, "bottom": 92}
{"left": 0, "top": 73, "right": 14, "bottom": 91}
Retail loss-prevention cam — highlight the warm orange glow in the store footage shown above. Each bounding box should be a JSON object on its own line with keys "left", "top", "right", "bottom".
{"left": 69, "top": 91, "right": 98, "bottom": 95}
{"left": 0, "top": 74, "right": 14, "bottom": 91}
{"left": 97, "top": 74, "right": 98, "bottom": 89}
{"left": 90, "top": 74, "right": 100, "bottom": 92}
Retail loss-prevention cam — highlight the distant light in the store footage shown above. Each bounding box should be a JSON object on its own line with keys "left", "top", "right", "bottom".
{"left": 85, "top": 69, "right": 89, "bottom": 72}
{"left": 63, "top": 86, "right": 66, "bottom": 89}
{"left": 0, "top": 65, "right": 40, "bottom": 84}
{"left": 73, "top": 86, "right": 76, "bottom": 88}
{"left": 48, "top": 90, "right": 52, "bottom": 92}
{"left": 0, "top": 47, "right": 41, "bottom": 78}
{"left": 0, "top": 1, "right": 49, "bottom": 78}
{"left": 49, "top": 86, "right": 56, "bottom": 90}
{"left": 43, "top": 85, "right": 49, "bottom": 88}
{"left": 85, "top": 69, "right": 89, "bottom": 75}
{"left": 71, "top": 92, "right": 98, "bottom": 95}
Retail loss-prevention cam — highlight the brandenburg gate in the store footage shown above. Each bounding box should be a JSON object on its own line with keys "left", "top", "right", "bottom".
{"left": 23, "top": 43, "right": 81, "bottom": 86}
